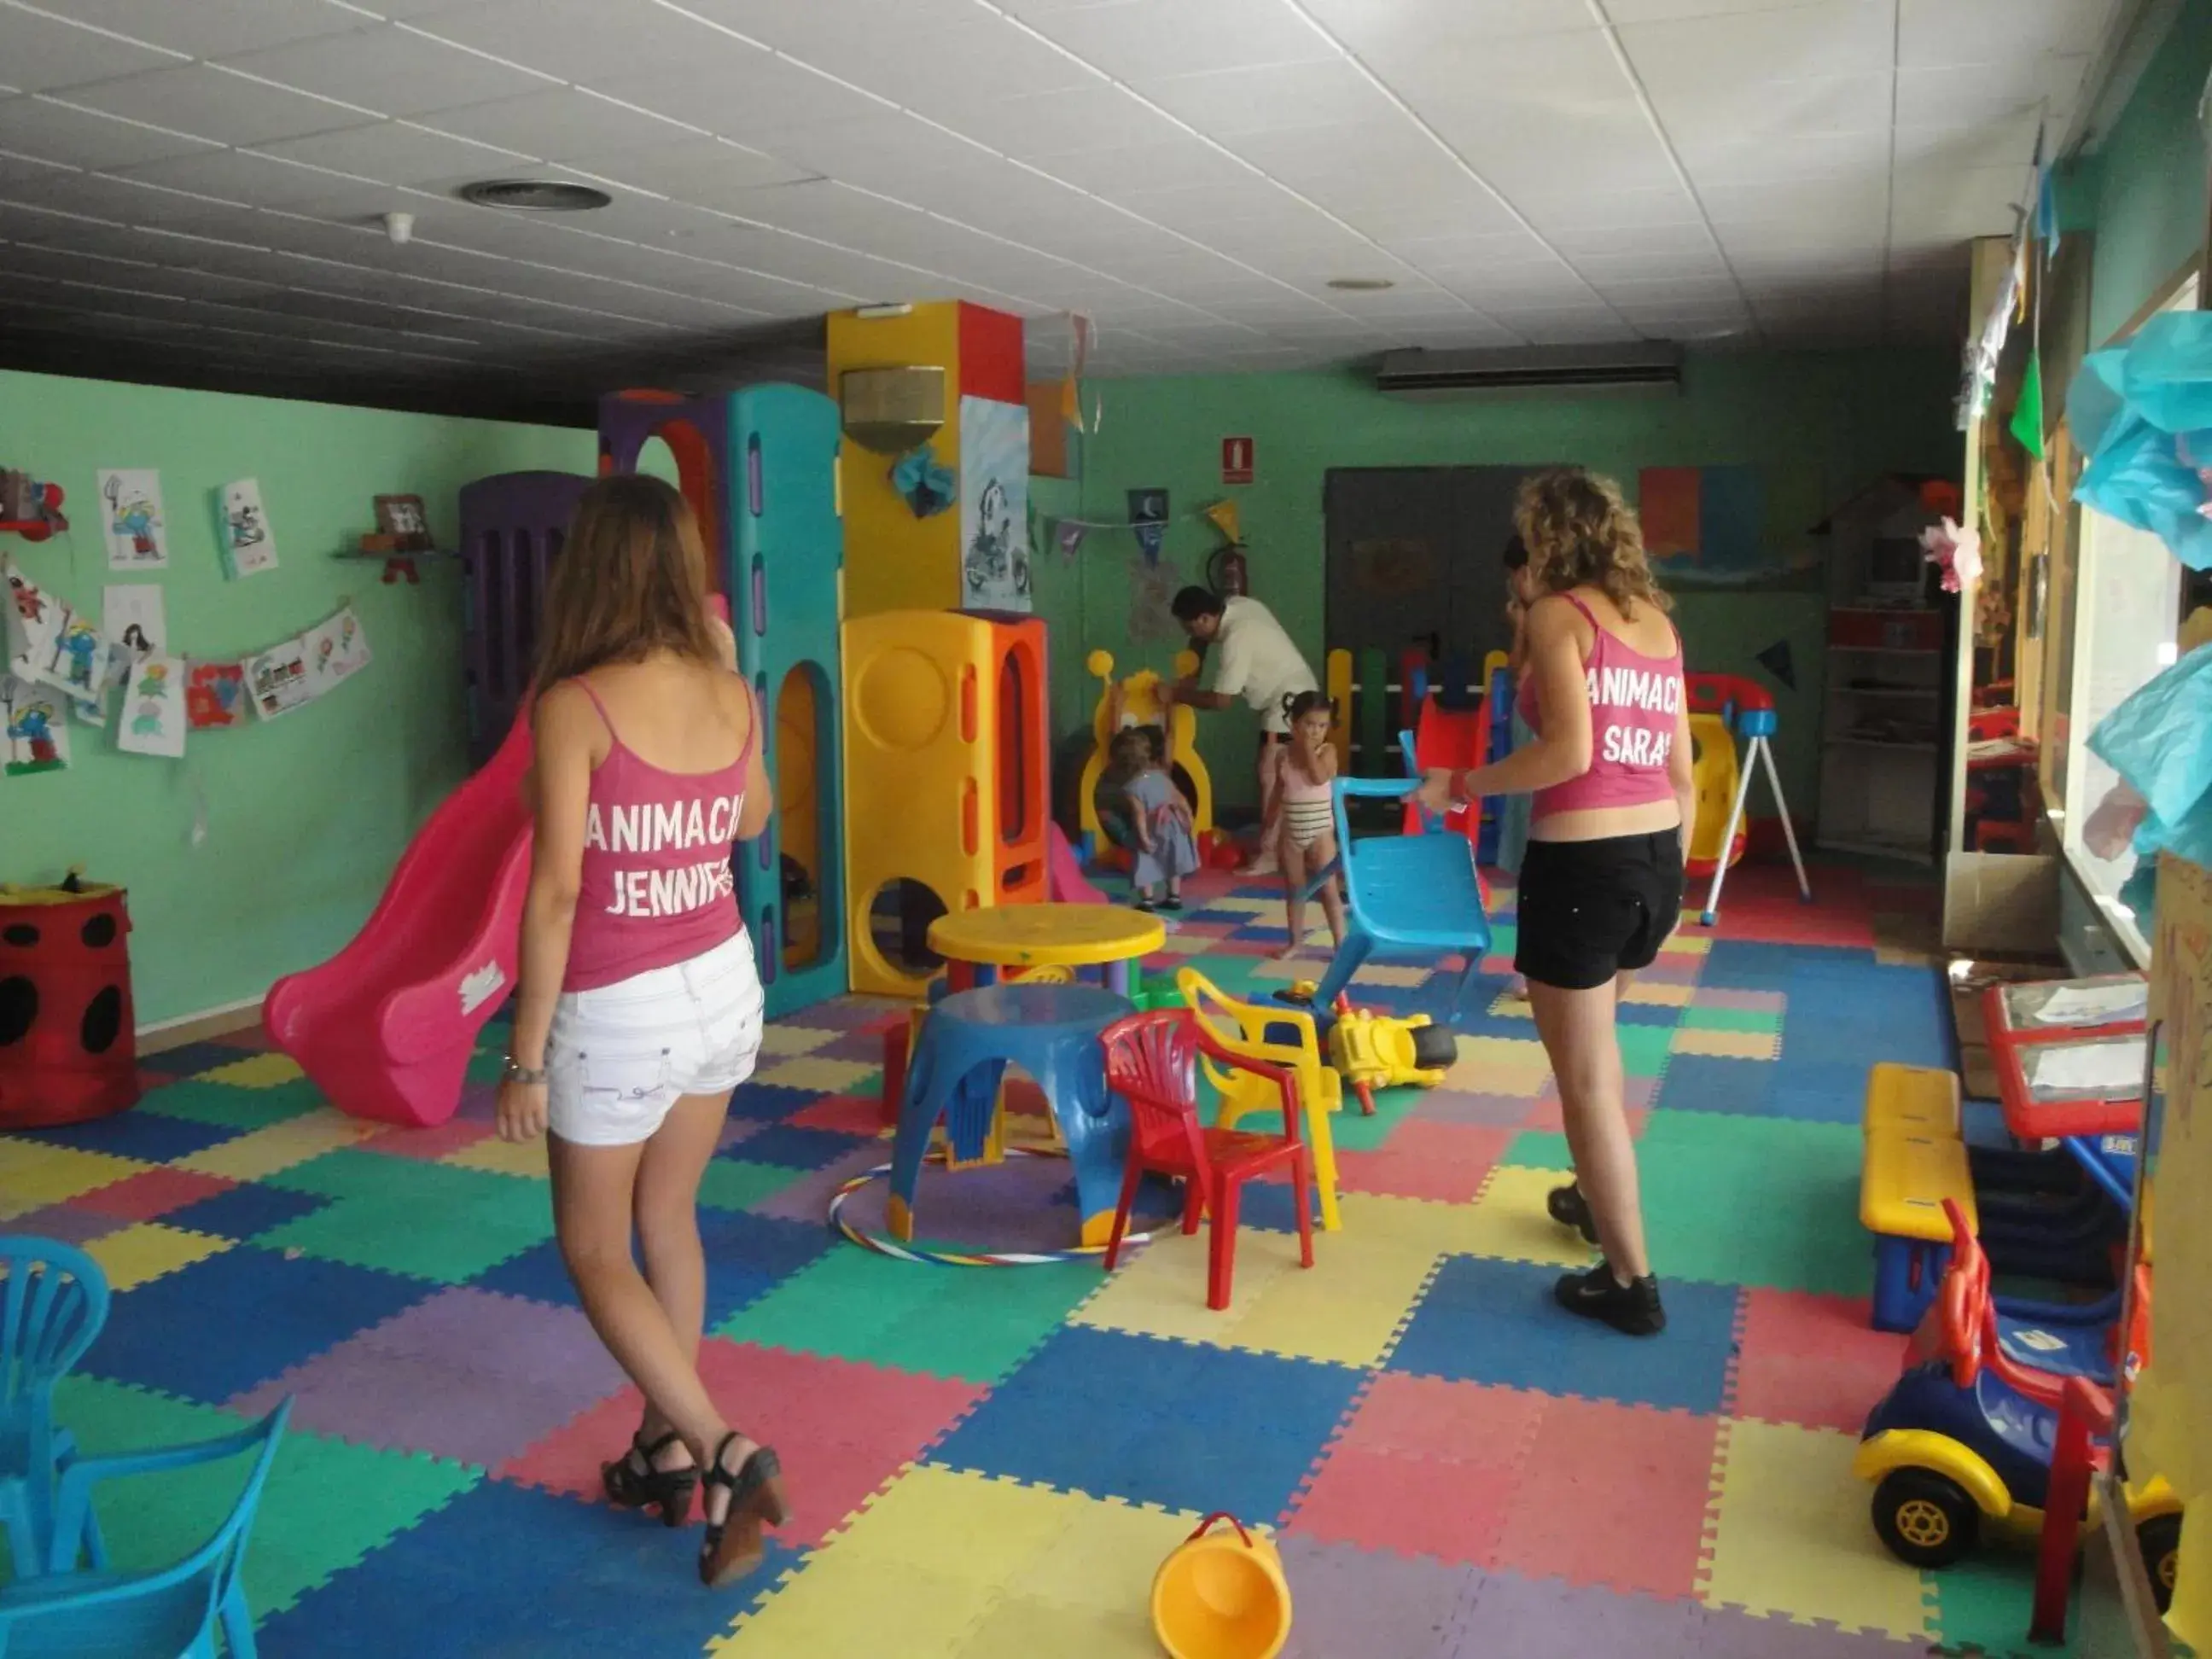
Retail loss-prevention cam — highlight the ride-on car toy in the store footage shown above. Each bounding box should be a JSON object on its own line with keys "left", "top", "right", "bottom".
{"left": 1854, "top": 1201, "right": 2180, "bottom": 1606}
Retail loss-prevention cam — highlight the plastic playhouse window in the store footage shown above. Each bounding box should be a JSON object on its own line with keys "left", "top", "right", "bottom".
{"left": 998, "top": 645, "right": 1030, "bottom": 847}
{"left": 777, "top": 663, "right": 833, "bottom": 973}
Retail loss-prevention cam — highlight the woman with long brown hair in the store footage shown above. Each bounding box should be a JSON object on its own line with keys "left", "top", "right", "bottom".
{"left": 493, "top": 473, "right": 788, "bottom": 1582}
{"left": 1420, "top": 469, "right": 1694, "bottom": 1335}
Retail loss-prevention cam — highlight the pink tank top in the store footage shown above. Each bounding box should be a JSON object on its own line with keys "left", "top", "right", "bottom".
{"left": 562, "top": 678, "right": 755, "bottom": 993}
{"left": 1521, "top": 592, "right": 1684, "bottom": 821}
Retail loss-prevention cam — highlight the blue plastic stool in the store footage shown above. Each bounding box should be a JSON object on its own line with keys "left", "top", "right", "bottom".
{"left": 888, "top": 982, "right": 1133, "bottom": 1249}
{"left": 1, "top": 1237, "right": 110, "bottom": 1581}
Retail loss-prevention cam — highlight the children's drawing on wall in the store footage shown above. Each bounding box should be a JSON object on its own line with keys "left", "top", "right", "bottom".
{"left": 116, "top": 654, "right": 187, "bottom": 759}
{"left": 304, "top": 605, "right": 371, "bottom": 693}
{"left": 218, "top": 478, "right": 278, "bottom": 579}
{"left": 102, "top": 585, "right": 165, "bottom": 662}
{"left": 98, "top": 469, "right": 169, "bottom": 570}
{"left": 1128, "top": 488, "right": 1168, "bottom": 564}
{"left": 1128, "top": 555, "right": 1184, "bottom": 644}
{"left": 186, "top": 661, "right": 247, "bottom": 731}
{"left": 2, "top": 677, "right": 69, "bottom": 776}
{"left": 1639, "top": 466, "right": 1816, "bottom": 591}
{"left": 246, "top": 636, "right": 313, "bottom": 719}
{"left": 958, "top": 395, "right": 1031, "bottom": 611}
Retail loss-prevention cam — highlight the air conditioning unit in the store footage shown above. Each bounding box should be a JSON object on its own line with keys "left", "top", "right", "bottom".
{"left": 1376, "top": 342, "right": 1682, "bottom": 399}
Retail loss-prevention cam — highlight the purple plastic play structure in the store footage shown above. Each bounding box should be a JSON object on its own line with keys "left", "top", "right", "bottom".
{"left": 457, "top": 471, "right": 593, "bottom": 769}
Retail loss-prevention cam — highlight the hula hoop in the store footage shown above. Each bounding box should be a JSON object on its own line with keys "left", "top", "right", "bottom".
{"left": 828, "top": 1145, "right": 1153, "bottom": 1266}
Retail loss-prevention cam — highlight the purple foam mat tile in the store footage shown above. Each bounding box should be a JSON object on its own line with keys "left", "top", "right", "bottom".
{"left": 13, "top": 1204, "right": 133, "bottom": 1245}
{"left": 1535, "top": 1074, "right": 1657, "bottom": 1112}
{"left": 777, "top": 997, "right": 907, "bottom": 1033}
{"left": 809, "top": 1027, "right": 898, "bottom": 1066}
{"left": 1692, "top": 1605, "right": 1928, "bottom": 1657}
{"left": 1633, "top": 958, "right": 1706, "bottom": 987}
{"left": 350, "top": 1288, "right": 626, "bottom": 1396}
{"left": 832, "top": 1155, "right": 1179, "bottom": 1253}
{"left": 1449, "top": 1572, "right": 1708, "bottom": 1659}
{"left": 746, "top": 1141, "right": 885, "bottom": 1225}
{"left": 1412, "top": 1090, "right": 1546, "bottom": 1129}
{"left": 716, "top": 1115, "right": 767, "bottom": 1151}
{"left": 1277, "top": 1537, "right": 1484, "bottom": 1659}
{"left": 451, "top": 1082, "right": 498, "bottom": 1123}
{"left": 1691, "top": 987, "right": 1788, "bottom": 1014}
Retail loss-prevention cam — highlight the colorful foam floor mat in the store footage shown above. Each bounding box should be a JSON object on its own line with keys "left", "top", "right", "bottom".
{"left": 0, "top": 860, "right": 2075, "bottom": 1656}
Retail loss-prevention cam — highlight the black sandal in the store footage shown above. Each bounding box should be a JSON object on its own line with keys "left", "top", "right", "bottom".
{"left": 602, "top": 1429, "right": 697, "bottom": 1528}
{"left": 1546, "top": 1182, "right": 1599, "bottom": 1244}
{"left": 698, "top": 1433, "right": 788, "bottom": 1588}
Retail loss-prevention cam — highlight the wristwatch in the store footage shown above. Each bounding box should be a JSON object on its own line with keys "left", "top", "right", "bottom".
{"left": 503, "top": 1057, "right": 548, "bottom": 1086}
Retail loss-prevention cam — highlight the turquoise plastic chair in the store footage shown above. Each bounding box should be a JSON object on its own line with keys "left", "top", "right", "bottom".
{"left": 1301, "top": 777, "right": 1493, "bottom": 1017}
{"left": 0, "top": 1401, "right": 292, "bottom": 1658}
{"left": 1, "top": 1237, "right": 111, "bottom": 1580}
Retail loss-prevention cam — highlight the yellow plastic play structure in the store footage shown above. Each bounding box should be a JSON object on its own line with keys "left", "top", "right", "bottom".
{"left": 1177, "top": 968, "right": 1342, "bottom": 1232}
{"left": 1077, "top": 647, "right": 1215, "bottom": 854}
{"left": 1685, "top": 707, "right": 1749, "bottom": 878}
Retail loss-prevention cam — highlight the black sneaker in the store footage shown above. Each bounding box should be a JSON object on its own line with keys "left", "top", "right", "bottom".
{"left": 1160, "top": 895, "right": 1184, "bottom": 911}
{"left": 1555, "top": 1261, "right": 1666, "bottom": 1336}
{"left": 1546, "top": 1182, "right": 1599, "bottom": 1244}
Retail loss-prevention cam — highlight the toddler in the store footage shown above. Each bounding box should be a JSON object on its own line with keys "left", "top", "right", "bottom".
{"left": 1113, "top": 725, "right": 1198, "bottom": 911}
{"left": 1276, "top": 691, "right": 1345, "bottom": 957}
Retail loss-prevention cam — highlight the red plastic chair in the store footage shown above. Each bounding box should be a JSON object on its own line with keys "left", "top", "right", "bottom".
{"left": 1099, "top": 1010, "right": 1315, "bottom": 1311}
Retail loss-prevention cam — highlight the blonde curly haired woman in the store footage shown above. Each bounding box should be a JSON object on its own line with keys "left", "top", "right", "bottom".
{"left": 1420, "top": 469, "right": 1693, "bottom": 1336}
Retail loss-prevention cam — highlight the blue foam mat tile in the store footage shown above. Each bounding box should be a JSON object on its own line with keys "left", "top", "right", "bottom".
{"left": 84, "top": 1247, "right": 429, "bottom": 1405}
{"left": 1699, "top": 941, "right": 1807, "bottom": 990}
{"left": 724, "top": 1080, "right": 832, "bottom": 1123}
{"left": 256, "top": 1478, "right": 800, "bottom": 1657}
{"left": 1652, "top": 1054, "right": 1774, "bottom": 1117}
{"left": 929, "top": 1326, "right": 1361, "bottom": 1518}
{"left": 11, "top": 1109, "right": 242, "bottom": 1162}
{"left": 163, "top": 1183, "right": 332, "bottom": 1241}
{"left": 136, "top": 1040, "right": 257, "bottom": 1077}
{"left": 1618, "top": 1002, "right": 1686, "bottom": 1028}
{"left": 1763, "top": 1083, "right": 1867, "bottom": 1126}
{"left": 736, "top": 1123, "right": 874, "bottom": 1171}
{"left": 1387, "top": 1255, "right": 1740, "bottom": 1414}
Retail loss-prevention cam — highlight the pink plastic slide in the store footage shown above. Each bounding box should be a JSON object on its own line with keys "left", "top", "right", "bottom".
{"left": 1046, "top": 822, "right": 1109, "bottom": 905}
{"left": 264, "top": 711, "right": 534, "bottom": 1126}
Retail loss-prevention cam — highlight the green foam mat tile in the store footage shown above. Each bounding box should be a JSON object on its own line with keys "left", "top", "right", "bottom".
{"left": 1679, "top": 1006, "right": 1784, "bottom": 1034}
{"left": 256, "top": 1168, "right": 552, "bottom": 1284}
{"left": 1635, "top": 1110, "right": 1866, "bottom": 1296}
{"left": 1501, "top": 1130, "right": 1575, "bottom": 1171}
{"left": 463, "top": 1049, "right": 509, "bottom": 1086}
{"left": 1616, "top": 1025, "right": 1677, "bottom": 1080}
{"left": 701, "top": 1159, "right": 807, "bottom": 1212}
{"left": 717, "top": 1247, "right": 1099, "bottom": 1382}
{"left": 1931, "top": 1552, "right": 2070, "bottom": 1656}
{"left": 138, "top": 1076, "right": 325, "bottom": 1131}
{"left": 1324, "top": 1085, "right": 1429, "bottom": 1153}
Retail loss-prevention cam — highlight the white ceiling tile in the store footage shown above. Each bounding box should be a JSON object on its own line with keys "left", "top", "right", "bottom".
{"left": 1428, "top": 104, "right": 1680, "bottom": 196}
{"left": 22, "top": 0, "right": 366, "bottom": 57}
{"left": 585, "top": 47, "right": 891, "bottom": 139}
{"left": 108, "top": 148, "right": 417, "bottom": 215}
{"left": 62, "top": 64, "right": 376, "bottom": 148}
{"left": 1898, "top": 0, "right": 2116, "bottom": 67}
{"left": 1889, "top": 163, "right": 2030, "bottom": 241}
{"left": 0, "top": 147, "right": 77, "bottom": 189}
{"left": 1894, "top": 58, "right": 2091, "bottom": 131}
{"left": 1698, "top": 178, "right": 1890, "bottom": 233}
{"left": 1546, "top": 220, "right": 1719, "bottom": 259}
{"left": 1652, "top": 71, "right": 1892, "bottom": 146}
{"left": 671, "top": 0, "right": 986, "bottom": 49}
{"left": 1618, "top": 3, "right": 1895, "bottom": 92}
{"left": 215, "top": 25, "right": 557, "bottom": 119}
{"left": 573, "top": 136, "right": 817, "bottom": 205}
{"left": 1892, "top": 112, "right": 2043, "bottom": 172}
{"left": 405, "top": 87, "right": 693, "bottom": 163}
{"left": 1330, "top": 192, "right": 1521, "bottom": 241}
{"left": 250, "top": 120, "right": 529, "bottom": 188}
{"left": 0, "top": 3, "right": 183, "bottom": 92}
{"left": 1297, "top": 0, "right": 1593, "bottom": 56}
{"left": 1022, "top": 0, "right": 1341, "bottom": 81}
{"left": 0, "top": 95, "right": 218, "bottom": 170}
{"left": 1569, "top": 248, "right": 1732, "bottom": 282}
{"left": 1044, "top": 136, "right": 1260, "bottom": 197}
{"left": 1679, "top": 127, "right": 1891, "bottom": 188}
{"left": 1604, "top": 0, "right": 1848, "bottom": 18}
{"left": 409, "top": 0, "right": 727, "bottom": 82}
{"left": 1521, "top": 188, "right": 1703, "bottom": 234}
{"left": 943, "top": 84, "right": 1175, "bottom": 159}
{"left": 777, "top": 19, "right": 1104, "bottom": 117}
{"left": 1138, "top": 58, "right": 1398, "bottom": 137}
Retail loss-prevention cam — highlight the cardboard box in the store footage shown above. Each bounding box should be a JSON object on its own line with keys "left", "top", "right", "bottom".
{"left": 1942, "top": 851, "right": 2060, "bottom": 955}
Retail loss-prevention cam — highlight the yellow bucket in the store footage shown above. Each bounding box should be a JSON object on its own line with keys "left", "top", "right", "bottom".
{"left": 1151, "top": 1513, "right": 1292, "bottom": 1659}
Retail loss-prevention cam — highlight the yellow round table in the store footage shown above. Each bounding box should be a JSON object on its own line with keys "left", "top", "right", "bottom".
{"left": 927, "top": 904, "right": 1165, "bottom": 997}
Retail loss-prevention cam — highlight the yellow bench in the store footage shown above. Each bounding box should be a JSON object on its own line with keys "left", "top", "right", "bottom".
{"left": 1862, "top": 1115, "right": 1978, "bottom": 1332}
{"left": 1862, "top": 1062, "right": 1962, "bottom": 1138}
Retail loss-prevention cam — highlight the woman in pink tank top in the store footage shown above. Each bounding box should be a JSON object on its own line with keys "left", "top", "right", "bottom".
{"left": 492, "top": 474, "right": 789, "bottom": 1588}
{"left": 1419, "top": 470, "right": 1693, "bottom": 1337}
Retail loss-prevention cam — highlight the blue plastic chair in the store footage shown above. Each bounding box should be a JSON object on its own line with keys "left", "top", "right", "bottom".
{"left": 1300, "top": 777, "right": 1493, "bottom": 1019}
{"left": 0, "top": 1401, "right": 292, "bottom": 1658}
{"left": 1, "top": 1237, "right": 111, "bottom": 1580}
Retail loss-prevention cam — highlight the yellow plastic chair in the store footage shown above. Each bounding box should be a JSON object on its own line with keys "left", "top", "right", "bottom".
{"left": 1175, "top": 967, "right": 1342, "bottom": 1232}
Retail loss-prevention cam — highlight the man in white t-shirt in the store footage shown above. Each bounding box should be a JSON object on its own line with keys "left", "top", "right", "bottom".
{"left": 1164, "top": 585, "right": 1320, "bottom": 876}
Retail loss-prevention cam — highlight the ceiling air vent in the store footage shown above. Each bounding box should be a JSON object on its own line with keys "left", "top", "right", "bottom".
{"left": 457, "top": 179, "right": 611, "bottom": 212}
{"left": 1376, "top": 342, "right": 1682, "bottom": 399}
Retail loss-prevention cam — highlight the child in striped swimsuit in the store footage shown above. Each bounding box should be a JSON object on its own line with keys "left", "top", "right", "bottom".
{"left": 1276, "top": 691, "right": 1345, "bottom": 958}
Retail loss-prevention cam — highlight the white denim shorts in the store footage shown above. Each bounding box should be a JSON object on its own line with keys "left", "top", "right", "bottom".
{"left": 547, "top": 931, "right": 765, "bottom": 1147}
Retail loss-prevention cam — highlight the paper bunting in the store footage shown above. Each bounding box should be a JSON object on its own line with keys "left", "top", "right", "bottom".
{"left": 98, "top": 469, "right": 168, "bottom": 570}
{"left": 3, "top": 677, "right": 69, "bottom": 775}
{"left": 1056, "top": 521, "right": 1086, "bottom": 561}
{"left": 1202, "top": 499, "right": 1241, "bottom": 545}
{"left": 1754, "top": 639, "right": 1797, "bottom": 691}
{"left": 246, "top": 637, "right": 315, "bottom": 720}
{"left": 187, "top": 662, "right": 246, "bottom": 730}
{"left": 117, "top": 655, "right": 187, "bottom": 759}
{"left": 218, "top": 478, "right": 278, "bottom": 579}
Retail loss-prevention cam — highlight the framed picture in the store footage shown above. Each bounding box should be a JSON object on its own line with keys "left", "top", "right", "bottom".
{"left": 373, "top": 494, "right": 432, "bottom": 552}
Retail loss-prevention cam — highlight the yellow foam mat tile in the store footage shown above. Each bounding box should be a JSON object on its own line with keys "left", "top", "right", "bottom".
{"left": 1249, "top": 955, "right": 1333, "bottom": 981}
{"left": 0, "top": 1144, "right": 150, "bottom": 1217}
{"left": 1445, "top": 1035, "right": 1552, "bottom": 1097}
{"left": 1486, "top": 994, "right": 1535, "bottom": 1020}
{"left": 177, "top": 1111, "right": 385, "bottom": 1180}
{"left": 1203, "top": 896, "right": 1281, "bottom": 915}
{"left": 1625, "top": 980, "right": 1697, "bottom": 1007}
{"left": 1699, "top": 1417, "right": 1934, "bottom": 1640}
{"left": 956, "top": 1592, "right": 1159, "bottom": 1658}
{"left": 442, "top": 1135, "right": 549, "bottom": 1179}
{"left": 1078, "top": 1219, "right": 1433, "bottom": 1367}
{"left": 1150, "top": 933, "right": 1222, "bottom": 957}
{"left": 752, "top": 1055, "right": 879, "bottom": 1093}
{"left": 1875, "top": 946, "right": 1941, "bottom": 968}
{"left": 1351, "top": 963, "right": 1435, "bottom": 988}
{"left": 196, "top": 1052, "right": 305, "bottom": 1089}
{"left": 759, "top": 1023, "right": 838, "bottom": 1058}
{"left": 1673, "top": 1027, "right": 1780, "bottom": 1061}
{"left": 1658, "top": 930, "right": 1713, "bottom": 957}
{"left": 84, "top": 1222, "right": 232, "bottom": 1290}
{"left": 1453, "top": 1167, "right": 1593, "bottom": 1268}
{"left": 719, "top": 1555, "right": 994, "bottom": 1657}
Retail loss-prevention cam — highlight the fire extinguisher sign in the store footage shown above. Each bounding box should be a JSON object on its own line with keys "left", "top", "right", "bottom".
{"left": 1220, "top": 436, "right": 1254, "bottom": 486}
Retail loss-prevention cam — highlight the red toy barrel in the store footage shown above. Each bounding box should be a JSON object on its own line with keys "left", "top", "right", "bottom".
{"left": 0, "top": 882, "right": 141, "bottom": 1129}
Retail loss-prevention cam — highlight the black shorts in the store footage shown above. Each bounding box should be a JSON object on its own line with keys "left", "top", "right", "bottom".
{"left": 1514, "top": 830, "right": 1685, "bottom": 992}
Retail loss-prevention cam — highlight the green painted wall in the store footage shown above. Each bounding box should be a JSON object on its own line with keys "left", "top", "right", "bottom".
{"left": 2078, "top": 0, "right": 2212, "bottom": 343}
{"left": 1, "top": 370, "right": 593, "bottom": 1028}
{"left": 1029, "top": 348, "right": 1959, "bottom": 818}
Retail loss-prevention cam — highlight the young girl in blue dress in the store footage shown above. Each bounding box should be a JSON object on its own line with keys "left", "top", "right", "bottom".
{"left": 1112, "top": 726, "right": 1199, "bottom": 911}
